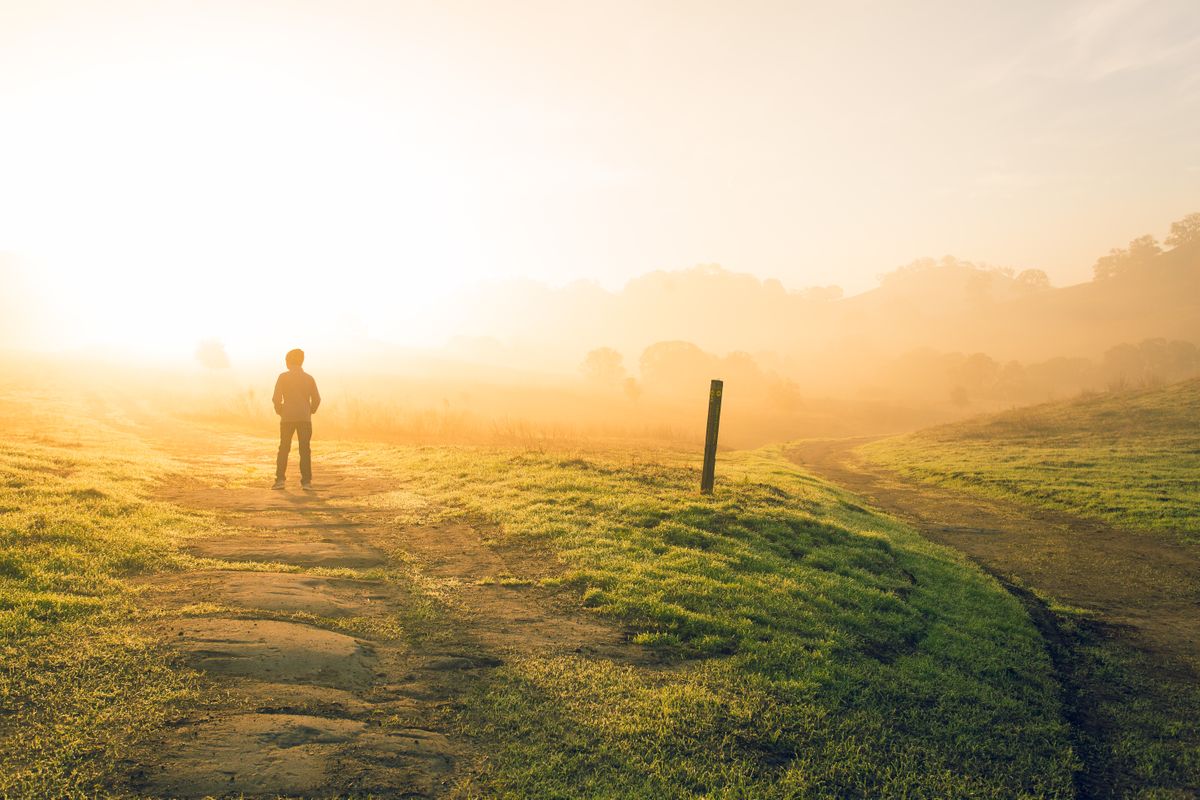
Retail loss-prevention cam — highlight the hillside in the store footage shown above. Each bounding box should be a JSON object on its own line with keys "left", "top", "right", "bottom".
{"left": 793, "top": 379, "right": 1200, "bottom": 796}
{"left": 429, "top": 236, "right": 1200, "bottom": 434}
{"left": 862, "top": 377, "right": 1200, "bottom": 536}
{"left": 977, "top": 239, "right": 1200, "bottom": 361}
{"left": 450, "top": 240, "right": 1200, "bottom": 371}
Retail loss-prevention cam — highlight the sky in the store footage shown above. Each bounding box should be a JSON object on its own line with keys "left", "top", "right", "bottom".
{"left": 1, "top": 0, "right": 1198, "bottom": 355}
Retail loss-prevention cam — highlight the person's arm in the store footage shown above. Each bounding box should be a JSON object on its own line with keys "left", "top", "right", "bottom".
{"left": 272, "top": 375, "right": 284, "bottom": 416}
{"left": 309, "top": 376, "right": 321, "bottom": 415}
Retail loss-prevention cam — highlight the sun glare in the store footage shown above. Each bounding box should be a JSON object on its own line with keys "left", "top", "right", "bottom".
{"left": 4, "top": 30, "right": 487, "bottom": 356}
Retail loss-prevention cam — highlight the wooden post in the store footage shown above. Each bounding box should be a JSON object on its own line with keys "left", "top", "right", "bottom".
{"left": 700, "top": 379, "right": 723, "bottom": 494}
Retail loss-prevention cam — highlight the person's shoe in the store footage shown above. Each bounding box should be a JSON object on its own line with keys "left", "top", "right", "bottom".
{"left": 272, "top": 479, "right": 286, "bottom": 490}
{"left": 301, "top": 479, "right": 313, "bottom": 491}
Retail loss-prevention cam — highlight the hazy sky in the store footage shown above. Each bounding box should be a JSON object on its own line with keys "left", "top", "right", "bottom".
{"left": 2, "top": 0, "right": 1198, "bottom": 353}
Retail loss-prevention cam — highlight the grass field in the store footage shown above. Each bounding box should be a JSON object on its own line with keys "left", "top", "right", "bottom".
{"left": 0, "top": 393, "right": 213, "bottom": 797}
{"left": 862, "top": 378, "right": 1200, "bottom": 539}
{"left": 0, "top": 387, "right": 1081, "bottom": 798}
{"left": 348, "top": 444, "right": 1077, "bottom": 797}
{"left": 849, "top": 377, "right": 1200, "bottom": 797}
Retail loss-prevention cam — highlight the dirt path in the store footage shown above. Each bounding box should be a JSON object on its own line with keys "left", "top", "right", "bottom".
{"left": 123, "top": 425, "right": 642, "bottom": 798}
{"left": 787, "top": 438, "right": 1200, "bottom": 672}
{"left": 787, "top": 437, "right": 1200, "bottom": 797}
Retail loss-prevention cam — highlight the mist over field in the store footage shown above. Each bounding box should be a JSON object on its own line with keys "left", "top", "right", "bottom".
{"left": 3, "top": 1, "right": 1199, "bottom": 450}
{"left": 3, "top": 3, "right": 1200, "bottom": 797}
{"left": 5, "top": 213, "right": 1197, "bottom": 449}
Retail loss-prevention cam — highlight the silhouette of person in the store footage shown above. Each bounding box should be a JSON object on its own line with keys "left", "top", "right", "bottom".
{"left": 272, "top": 349, "right": 321, "bottom": 490}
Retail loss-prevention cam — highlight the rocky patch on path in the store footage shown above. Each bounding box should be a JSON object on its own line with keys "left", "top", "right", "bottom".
{"left": 133, "top": 472, "right": 649, "bottom": 798}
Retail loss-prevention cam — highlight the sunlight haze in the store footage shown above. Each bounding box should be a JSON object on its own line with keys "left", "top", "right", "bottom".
{"left": 2, "top": 0, "right": 1198, "bottom": 356}
{"left": 4, "top": 6, "right": 1200, "bottom": 795}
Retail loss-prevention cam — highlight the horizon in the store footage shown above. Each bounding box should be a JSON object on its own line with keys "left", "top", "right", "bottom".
{"left": 3, "top": 1, "right": 1199, "bottom": 356}
{"left": 3, "top": 220, "right": 1193, "bottom": 362}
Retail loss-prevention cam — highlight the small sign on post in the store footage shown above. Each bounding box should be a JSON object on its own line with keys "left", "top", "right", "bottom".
{"left": 700, "top": 379, "right": 723, "bottom": 494}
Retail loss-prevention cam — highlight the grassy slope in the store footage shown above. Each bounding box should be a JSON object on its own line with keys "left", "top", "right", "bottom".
{"left": 1, "top": 390, "right": 1077, "bottom": 798}
{"left": 860, "top": 378, "right": 1200, "bottom": 796}
{"left": 340, "top": 444, "right": 1077, "bottom": 797}
{"left": 862, "top": 378, "right": 1200, "bottom": 538}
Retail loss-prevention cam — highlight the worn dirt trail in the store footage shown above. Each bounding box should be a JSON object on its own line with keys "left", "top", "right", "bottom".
{"left": 788, "top": 437, "right": 1200, "bottom": 798}
{"left": 124, "top": 423, "right": 642, "bottom": 799}
{"left": 787, "top": 438, "right": 1200, "bottom": 673}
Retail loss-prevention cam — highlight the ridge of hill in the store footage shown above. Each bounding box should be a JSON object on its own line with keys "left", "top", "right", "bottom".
{"left": 450, "top": 240, "right": 1200, "bottom": 369}
{"left": 862, "top": 376, "right": 1200, "bottom": 536}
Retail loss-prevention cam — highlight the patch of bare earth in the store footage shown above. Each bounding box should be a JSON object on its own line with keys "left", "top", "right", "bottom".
{"left": 788, "top": 438, "right": 1200, "bottom": 798}
{"left": 126, "top": 445, "right": 645, "bottom": 798}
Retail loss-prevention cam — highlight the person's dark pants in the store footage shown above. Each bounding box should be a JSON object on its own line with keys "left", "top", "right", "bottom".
{"left": 277, "top": 421, "right": 312, "bottom": 482}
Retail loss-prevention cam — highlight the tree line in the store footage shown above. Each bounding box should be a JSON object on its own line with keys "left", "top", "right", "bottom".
{"left": 1093, "top": 212, "right": 1200, "bottom": 280}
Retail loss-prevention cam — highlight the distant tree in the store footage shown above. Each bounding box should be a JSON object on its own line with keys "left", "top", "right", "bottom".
{"left": 879, "top": 257, "right": 936, "bottom": 286}
{"left": 720, "top": 351, "right": 764, "bottom": 385}
{"left": 1026, "top": 356, "right": 1096, "bottom": 397}
{"left": 995, "top": 360, "right": 1029, "bottom": 403}
{"left": 1015, "top": 269, "right": 1050, "bottom": 291}
{"left": 1103, "top": 342, "right": 1145, "bottom": 387}
{"left": 1127, "top": 235, "right": 1162, "bottom": 264}
{"left": 580, "top": 347, "right": 625, "bottom": 385}
{"left": 1092, "top": 235, "right": 1161, "bottom": 280}
{"left": 1165, "top": 212, "right": 1200, "bottom": 248}
{"left": 1124, "top": 338, "right": 1200, "bottom": 385}
{"left": 1137, "top": 338, "right": 1173, "bottom": 386}
{"left": 195, "top": 339, "right": 230, "bottom": 369}
{"left": 1165, "top": 339, "right": 1200, "bottom": 378}
{"left": 639, "top": 341, "right": 718, "bottom": 390}
{"left": 1092, "top": 248, "right": 1128, "bottom": 280}
{"left": 951, "top": 352, "right": 1000, "bottom": 393}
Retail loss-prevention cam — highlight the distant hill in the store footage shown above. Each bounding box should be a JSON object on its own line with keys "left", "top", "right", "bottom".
{"left": 919, "top": 375, "right": 1200, "bottom": 441}
{"left": 433, "top": 216, "right": 1200, "bottom": 432}
{"left": 994, "top": 240, "right": 1200, "bottom": 360}
{"left": 816, "top": 241, "right": 1198, "bottom": 362}
{"left": 863, "top": 376, "right": 1200, "bottom": 534}
{"left": 450, "top": 239, "right": 1199, "bottom": 379}
{"left": 450, "top": 265, "right": 843, "bottom": 368}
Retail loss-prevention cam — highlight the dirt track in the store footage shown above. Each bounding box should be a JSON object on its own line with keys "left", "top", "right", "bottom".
{"left": 125, "top": 429, "right": 643, "bottom": 798}
{"left": 787, "top": 437, "right": 1200, "bottom": 798}
{"left": 788, "top": 438, "right": 1200, "bottom": 673}
{"left": 113, "top": 420, "right": 1199, "bottom": 797}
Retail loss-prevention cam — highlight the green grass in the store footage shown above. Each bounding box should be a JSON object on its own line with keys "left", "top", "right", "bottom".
{"left": 862, "top": 378, "right": 1200, "bottom": 538}
{"left": 0, "top": 389, "right": 1081, "bottom": 798}
{"left": 342, "top": 444, "right": 1078, "bottom": 797}
{"left": 0, "top": 401, "right": 211, "bottom": 798}
{"left": 1052, "top": 607, "right": 1200, "bottom": 800}
{"left": 857, "top": 377, "right": 1200, "bottom": 796}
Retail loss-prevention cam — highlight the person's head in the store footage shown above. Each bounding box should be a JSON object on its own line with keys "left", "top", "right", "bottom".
{"left": 285, "top": 349, "right": 305, "bottom": 369}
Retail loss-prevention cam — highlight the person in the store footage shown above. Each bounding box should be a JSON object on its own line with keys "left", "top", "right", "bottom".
{"left": 272, "top": 348, "right": 321, "bottom": 490}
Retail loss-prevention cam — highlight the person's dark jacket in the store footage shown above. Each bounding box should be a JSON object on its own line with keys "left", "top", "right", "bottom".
{"left": 272, "top": 368, "right": 320, "bottom": 422}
